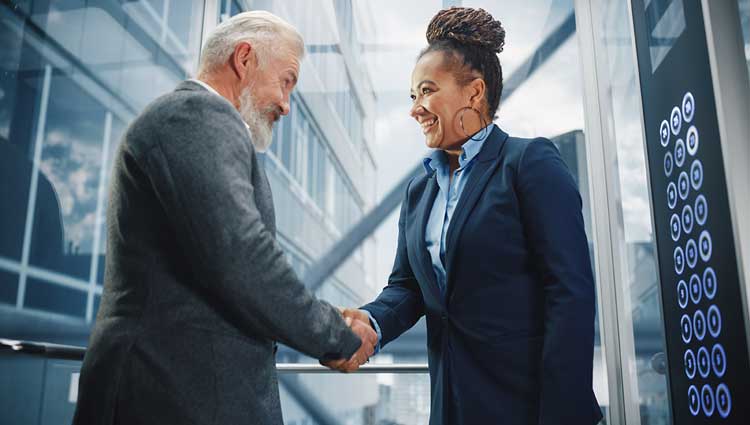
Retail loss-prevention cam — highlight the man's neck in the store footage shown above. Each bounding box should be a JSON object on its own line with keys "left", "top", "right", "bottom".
{"left": 197, "top": 74, "right": 241, "bottom": 110}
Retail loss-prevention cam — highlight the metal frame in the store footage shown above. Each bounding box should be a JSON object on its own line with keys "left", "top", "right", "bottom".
{"left": 574, "top": 1, "right": 638, "bottom": 424}
{"left": 701, "top": 0, "right": 750, "bottom": 361}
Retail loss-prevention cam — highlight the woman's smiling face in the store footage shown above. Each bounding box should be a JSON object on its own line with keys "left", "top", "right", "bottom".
{"left": 410, "top": 50, "right": 475, "bottom": 151}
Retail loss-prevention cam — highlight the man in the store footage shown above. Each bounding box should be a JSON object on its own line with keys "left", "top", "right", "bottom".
{"left": 73, "top": 11, "right": 376, "bottom": 425}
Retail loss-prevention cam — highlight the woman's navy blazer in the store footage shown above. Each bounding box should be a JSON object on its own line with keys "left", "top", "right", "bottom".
{"left": 362, "top": 126, "right": 603, "bottom": 425}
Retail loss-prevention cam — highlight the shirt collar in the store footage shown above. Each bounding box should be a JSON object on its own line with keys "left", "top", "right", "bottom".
{"left": 423, "top": 123, "right": 495, "bottom": 174}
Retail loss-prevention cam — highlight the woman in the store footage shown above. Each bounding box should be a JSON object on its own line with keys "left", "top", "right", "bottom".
{"left": 344, "top": 7, "right": 602, "bottom": 424}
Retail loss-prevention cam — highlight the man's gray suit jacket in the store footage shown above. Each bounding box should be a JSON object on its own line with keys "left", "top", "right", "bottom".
{"left": 72, "top": 81, "right": 361, "bottom": 425}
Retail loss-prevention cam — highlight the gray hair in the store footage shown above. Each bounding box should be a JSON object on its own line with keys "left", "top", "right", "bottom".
{"left": 197, "top": 11, "right": 304, "bottom": 76}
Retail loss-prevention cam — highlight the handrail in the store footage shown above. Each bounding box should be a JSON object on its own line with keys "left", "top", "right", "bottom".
{"left": 0, "top": 339, "right": 429, "bottom": 374}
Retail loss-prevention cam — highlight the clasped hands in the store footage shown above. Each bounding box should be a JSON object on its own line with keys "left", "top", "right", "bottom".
{"left": 321, "top": 308, "right": 377, "bottom": 373}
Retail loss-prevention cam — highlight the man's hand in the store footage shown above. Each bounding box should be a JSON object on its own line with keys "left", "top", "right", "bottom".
{"left": 321, "top": 312, "right": 377, "bottom": 373}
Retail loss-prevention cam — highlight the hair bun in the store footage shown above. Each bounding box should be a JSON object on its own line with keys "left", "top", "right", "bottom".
{"left": 426, "top": 7, "right": 505, "bottom": 54}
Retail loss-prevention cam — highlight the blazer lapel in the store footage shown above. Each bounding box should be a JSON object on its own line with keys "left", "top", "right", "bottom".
{"left": 443, "top": 127, "right": 509, "bottom": 293}
{"left": 410, "top": 172, "right": 444, "bottom": 307}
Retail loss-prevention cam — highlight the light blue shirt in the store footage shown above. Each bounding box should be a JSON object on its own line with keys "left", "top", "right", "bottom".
{"left": 364, "top": 124, "right": 495, "bottom": 353}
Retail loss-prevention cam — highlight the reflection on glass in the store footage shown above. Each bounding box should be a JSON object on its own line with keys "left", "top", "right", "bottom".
{"left": 644, "top": 0, "right": 686, "bottom": 73}
{"left": 593, "top": 0, "right": 671, "bottom": 424}
{"left": 739, "top": 0, "right": 750, "bottom": 86}
{"left": 0, "top": 0, "right": 204, "bottom": 322}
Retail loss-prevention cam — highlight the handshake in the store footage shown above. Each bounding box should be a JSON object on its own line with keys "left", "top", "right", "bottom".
{"left": 321, "top": 308, "right": 378, "bottom": 373}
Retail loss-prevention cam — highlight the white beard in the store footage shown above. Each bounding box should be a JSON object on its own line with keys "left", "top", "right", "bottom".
{"left": 238, "top": 87, "right": 274, "bottom": 153}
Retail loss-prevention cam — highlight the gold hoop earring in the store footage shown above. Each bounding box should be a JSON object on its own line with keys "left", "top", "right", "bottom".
{"left": 458, "top": 107, "right": 489, "bottom": 141}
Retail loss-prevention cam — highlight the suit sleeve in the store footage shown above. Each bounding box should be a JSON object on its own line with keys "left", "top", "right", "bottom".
{"left": 516, "top": 139, "right": 598, "bottom": 424}
{"left": 361, "top": 181, "right": 425, "bottom": 348}
{"left": 141, "top": 95, "right": 361, "bottom": 361}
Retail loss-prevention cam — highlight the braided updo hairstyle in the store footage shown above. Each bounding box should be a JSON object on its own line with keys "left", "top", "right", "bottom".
{"left": 420, "top": 7, "right": 506, "bottom": 119}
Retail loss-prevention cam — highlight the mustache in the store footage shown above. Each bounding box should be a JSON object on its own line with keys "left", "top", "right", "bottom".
{"left": 262, "top": 106, "right": 283, "bottom": 123}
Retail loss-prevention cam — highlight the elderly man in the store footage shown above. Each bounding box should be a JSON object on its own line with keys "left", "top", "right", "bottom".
{"left": 72, "top": 11, "right": 376, "bottom": 425}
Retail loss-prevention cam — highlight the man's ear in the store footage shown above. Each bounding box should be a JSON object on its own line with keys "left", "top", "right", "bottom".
{"left": 230, "top": 41, "right": 255, "bottom": 80}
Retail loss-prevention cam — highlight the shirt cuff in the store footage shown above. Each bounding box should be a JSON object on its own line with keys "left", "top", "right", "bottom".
{"left": 361, "top": 309, "right": 382, "bottom": 354}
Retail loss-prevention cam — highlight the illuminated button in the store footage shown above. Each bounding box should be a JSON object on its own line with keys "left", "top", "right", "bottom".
{"left": 702, "top": 384, "right": 715, "bottom": 417}
{"left": 664, "top": 151, "right": 674, "bottom": 177}
{"left": 703, "top": 267, "right": 717, "bottom": 300}
{"left": 695, "top": 194, "right": 708, "bottom": 226}
{"left": 712, "top": 344, "right": 726, "bottom": 378}
{"left": 691, "top": 160, "right": 703, "bottom": 190}
{"left": 687, "top": 125, "right": 699, "bottom": 156}
{"left": 689, "top": 274, "right": 702, "bottom": 305}
{"left": 686, "top": 239, "right": 698, "bottom": 269}
{"left": 671, "top": 106, "right": 682, "bottom": 135}
{"left": 688, "top": 385, "right": 700, "bottom": 416}
{"left": 678, "top": 171, "right": 690, "bottom": 200}
{"left": 674, "top": 246, "right": 685, "bottom": 275}
{"left": 699, "top": 230, "right": 712, "bottom": 262}
{"left": 675, "top": 138, "right": 686, "bottom": 168}
{"left": 660, "top": 119, "right": 671, "bottom": 147}
{"left": 684, "top": 348, "right": 696, "bottom": 379}
{"left": 708, "top": 305, "right": 722, "bottom": 338}
{"left": 683, "top": 92, "right": 695, "bottom": 123}
{"left": 716, "top": 383, "right": 731, "bottom": 418}
{"left": 682, "top": 204, "right": 694, "bottom": 235}
{"left": 668, "top": 182, "right": 678, "bottom": 210}
{"left": 698, "top": 346, "right": 710, "bottom": 378}
{"left": 677, "top": 279, "right": 689, "bottom": 309}
{"left": 681, "top": 314, "right": 693, "bottom": 343}
{"left": 694, "top": 310, "right": 706, "bottom": 341}
{"left": 670, "top": 214, "right": 681, "bottom": 241}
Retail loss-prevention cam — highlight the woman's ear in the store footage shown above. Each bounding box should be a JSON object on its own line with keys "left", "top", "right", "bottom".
{"left": 468, "top": 78, "right": 486, "bottom": 108}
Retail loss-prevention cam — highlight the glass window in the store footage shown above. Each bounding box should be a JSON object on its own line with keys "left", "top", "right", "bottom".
{"left": 0, "top": 1, "right": 205, "bottom": 323}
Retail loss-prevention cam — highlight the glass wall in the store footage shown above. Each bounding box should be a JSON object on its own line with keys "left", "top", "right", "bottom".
{"left": 0, "top": 0, "right": 205, "bottom": 325}
{"left": 588, "top": 1, "right": 671, "bottom": 424}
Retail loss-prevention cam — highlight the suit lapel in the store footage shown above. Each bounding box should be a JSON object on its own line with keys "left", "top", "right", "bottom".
{"left": 410, "top": 173, "right": 444, "bottom": 307}
{"left": 443, "top": 127, "right": 509, "bottom": 294}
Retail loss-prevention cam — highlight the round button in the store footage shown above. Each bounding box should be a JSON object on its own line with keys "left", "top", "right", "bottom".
{"left": 694, "top": 310, "right": 706, "bottom": 341}
{"left": 699, "top": 230, "right": 712, "bottom": 262}
{"left": 688, "top": 385, "right": 700, "bottom": 416}
{"left": 684, "top": 348, "right": 696, "bottom": 379}
{"left": 677, "top": 280, "right": 689, "bottom": 309}
{"left": 660, "top": 119, "right": 671, "bottom": 147}
{"left": 664, "top": 151, "right": 674, "bottom": 177}
{"left": 703, "top": 267, "right": 717, "bottom": 299}
{"left": 691, "top": 160, "right": 703, "bottom": 190}
{"left": 698, "top": 346, "right": 710, "bottom": 378}
{"left": 687, "top": 125, "right": 699, "bottom": 156}
{"left": 708, "top": 305, "right": 722, "bottom": 338}
{"left": 716, "top": 383, "right": 731, "bottom": 418}
{"left": 695, "top": 194, "right": 708, "bottom": 226}
{"left": 671, "top": 106, "right": 682, "bottom": 135}
{"left": 683, "top": 92, "right": 695, "bottom": 123}
{"left": 670, "top": 214, "right": 681, "bottom": 241}
{"left": 712, "top": 344, "right": 726, "bottom": 377}
{"left": 702, "top": 384, "right": 715, "bottom": 417}
{"left": 682, "top": 204, "right": 694, "bottom": 235}
{"left": 681, "top": 313, "right": 693, "bottom": 343}
{"left": 678, "top": 171, "right": 690, "bottom": 200}
{"left": 675, "top": 139, "right": 686, "bottom": 168}
{"left": 674, "top": 246, "right": 685, "bottom": 275}
{"left": 686, "top": 239, "right": 698, "bottom": 269}
{"left": 668, "top": 182, "right": 678, "bottom": 209}
{"left": 689, "top": 274, "right": 702, "bottom": 305}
